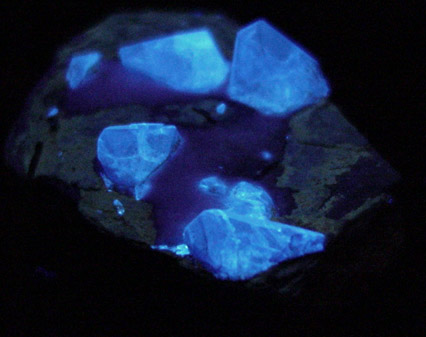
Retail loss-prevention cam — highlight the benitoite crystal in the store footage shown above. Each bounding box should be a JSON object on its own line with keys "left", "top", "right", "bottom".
{"left": 198, "top": 176, "right": 229, "bottom": 197}
{"left": 215, "top": 102, "right": 227, "bottom": 114}
{"left": 225, "top": 181, "right": 275, "bottom": 219}
{"left": 183, "top": 209, "right": 325, "bottom": 280}
{"left": 151, "top": 244, "right": 190, "bottom": 257}
{"left": 66, "top": 51, "right": 102, "bottom": 89}
{"left": 227, "top": 20, "right": 330, "bottom": 116}
{"left": 183, "top": 180, "right": 325, "bottom": 280}
{"left": 97, "top": 123, "right": 182, "bottom": 200}
{"left": 118, "top": 29, "right": 229, "bottom": 94}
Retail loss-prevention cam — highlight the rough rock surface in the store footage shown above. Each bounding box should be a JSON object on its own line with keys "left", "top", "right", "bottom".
{"left": 4, "top": 12, "right": 399, "bottom": 291}
{"left": 4, "top": 12, "right": 239, "bottom": 246}
{"left": 275, "top": 103, "right": 399, "bottom": 234}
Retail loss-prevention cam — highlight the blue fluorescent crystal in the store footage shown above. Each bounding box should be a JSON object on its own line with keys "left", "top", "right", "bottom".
{"left": 66, "top": 51, "right": 102, "bottom": 89}
{"left": 183, "top": 179, "right": 324, "bottom": 279}
{"left": 215, "top": 102, "right": 227, "bottom": 114}
{"left": 198, "top": 176, "right": 228, "bottom": 197}
{"left": 183, "top": 209, "right": 325, "bottom": 280}
{"left": 119, "top": 29, "right": 229, "bottom": 94}
{"left": 227, "top": 20, "right": 330, "bottom": 116}
{"left": 225, "top": 181, "right": 275, "bottom": 219}
{"left": 151, "top": 244, "right": 190, "bottom": 257}
{"left": 113, "top": 199, "right": 125, "bottom": 216}
{"left": 97, "top": 123, "right": 182, "bottom": 200}
{"left": 198, "top": 178, "right": 274, "bottom": 218}
{"left": 134, "top": 182, "right": 152, "bottom": 201}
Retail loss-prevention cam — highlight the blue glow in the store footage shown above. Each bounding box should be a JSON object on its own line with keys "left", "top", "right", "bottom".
{"left": 197, "top": 178, "right": 275, "bottom": 218}
{"left": 140, "top": 106, "right": 292, "bottom": 244}
{"left": 66, "top": 51, "right": 102, "bottom": 89}
{"left": 261, "top": 150, "right": 273, "bottom": 161}
{"left": 227, "top": 19, "right": 330, "bottom": 116}
{"left": 198, "top": 176, "right": 228, "bottom": 197}
{"left": 119, "top": 29, "right": 229, "bottom": 94}
{"left": 225, "top": 181, "right": 275, "bottom": 219}
{"left": 97, "top": 123, "right": 182, "bottom": 200}
{"left": 135, "top": 182, "right": 152, "bottom": 201}
{"left": 183, "top": 209, "right": 325, "bottom": 280}
{"left": 113, "top": 199, "right": 125, "bottom": 216}
{"left": 100, "top": 172, "right": 114, "bottom": 191}
{"left": 64, "top": 23, "right": 331, "bottom": 280}
{"left": 46, "top": 106, "right": 59, "bottom": 118}
{"left": 183, "top": 179, "right": 324, "bottom": 279}
{"left": 215, "top": 102, "right": 227, "bottom": 114}
{"left": 151, "top": 244, "right": 190, "bottom": 257}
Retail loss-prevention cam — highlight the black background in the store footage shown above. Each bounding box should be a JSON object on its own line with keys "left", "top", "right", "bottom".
{"left": 1, "top": 1, "right": 425, "bottom": 336}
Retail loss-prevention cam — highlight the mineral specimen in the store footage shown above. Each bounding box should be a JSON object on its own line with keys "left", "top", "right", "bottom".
{"left": 227, "top": 20, "right": 330, "bottom": 116}
{"left": 97, "top": 123, "right": 182, "bottom": 200}
{"left": 119, "top": 29, "right": 229, "bottom": 94}
{"left": 4, "top": 12, "right": 400, "bottom": 286}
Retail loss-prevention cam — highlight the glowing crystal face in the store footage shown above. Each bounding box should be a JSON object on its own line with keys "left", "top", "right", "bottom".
{"left": 183, "top": 209, "right": 325, "bottom": 280}
{"left": 119, "top": 29, "right": 229, "bottom": 94}
{"left": 66, "top": 51, "right": 102, "bottom": 89}
{"left": 227, "top": 20, "right": 330, "bottom": 116}
{"left": 151, "top": 244, "right": 190, "bottom": 257}
{"left": 183, "top": 179, "right": 324, "bottom": 279}
{"left": 97, "top": 123, "right": 182, "bottom": 200}
{"left": 226, "top": 181, "right": 275, "bottom": 219}
{"left": 215, "top": 102, "right": 227, "bottom": 114}
{"left": 198, "top": 176, "right": 228, "bottom": 197}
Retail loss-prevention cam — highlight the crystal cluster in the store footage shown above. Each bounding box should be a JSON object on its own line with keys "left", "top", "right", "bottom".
{"left": 91, "top": 18, "right": 329, "bottom": 280}
{"left": 183, "top": 179, "right": 325, "bottom": 280}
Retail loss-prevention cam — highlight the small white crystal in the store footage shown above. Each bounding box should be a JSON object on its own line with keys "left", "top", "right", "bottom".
{"left": 113, "top": 199, "right": 125, "bottom": 216}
